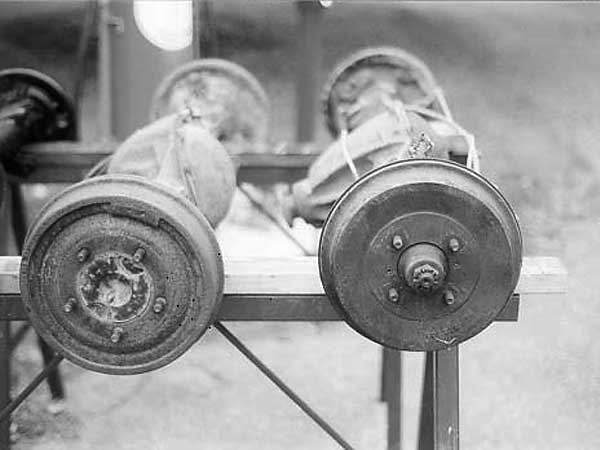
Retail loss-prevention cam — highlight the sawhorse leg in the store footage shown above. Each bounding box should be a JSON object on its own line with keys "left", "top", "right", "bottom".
{"left": 418, "top": 347, "right": 460, "bottom": 450}
{"left": 381, "top": 346, "right": 402, "bottom": 450}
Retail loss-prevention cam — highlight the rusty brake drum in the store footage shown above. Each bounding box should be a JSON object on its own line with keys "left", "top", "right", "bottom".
{"left": 322, "top": 47, "right": 442, "bottom": 136}
{"left": 149, "top": 58, "right": 270, "bottom": 154}
{"left": 0, "top": 68, "right": 77, "bottom": 141}
{"left": 319, "top": 159, "right": 522, "bottom": 351}
{"left": 20, "top": 175, "right": 223, "bottom": 375}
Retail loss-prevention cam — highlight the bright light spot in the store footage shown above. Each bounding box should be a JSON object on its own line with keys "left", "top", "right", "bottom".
{"left": 133, "top": 0, "right": 193, "bottom": 51}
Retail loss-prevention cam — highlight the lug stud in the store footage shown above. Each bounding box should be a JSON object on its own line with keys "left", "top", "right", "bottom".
{"left": 153, "top": 297, "right": 167, "bottom": 314}
{"left": 133, "top": 248, "right": 146, "bottom": 263}
{"left": 77, "top": 247, "right": 90, "bottom": 263}
{"left": 448, "top": 238, "right": 461, "bottom": 253}
{"left": 392, "top": 235, "right": 403, "bottom": 250}
{"left": 388, "top": 288, "right": 399, "bottom": 303}
{"left": 443, "top": 290, "right": 455, "bottom": 305}
{"left": 63, "top": 297, "right": 77, "bottom": 313}
{"left": 110, "top": 327, "right": 124, "bottom": 343}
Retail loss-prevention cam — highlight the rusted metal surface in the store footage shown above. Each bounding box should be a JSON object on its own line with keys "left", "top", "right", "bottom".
{"left": 319, "top": 159, "right": 522, "bottom": 351}
{"left": 20, "top": 176, "right": 223, "bottom": 374}
{"left": 107, "top": 112, "right": 237, "bottom": 227}
{"left": 150, "top": 59, "right": 270, "bottom": 155}
{"left": 0, "top": 69, "right": 76, "bottom": 175}
{"left": 321, "top": 47, "right": 442, "bottom": 136}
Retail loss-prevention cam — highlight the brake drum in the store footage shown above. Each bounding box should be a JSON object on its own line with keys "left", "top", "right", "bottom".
{"left": 319, "top": 159, "right": 522, "bottom": 351}
{"left": 20, "top": 175, "right": 223, "bottom": 374}
{"left": 150, "top": 58, "right": 270, "bottom": 154}
{"left": 322, "top": 47, "right": 441, "bottom": 136}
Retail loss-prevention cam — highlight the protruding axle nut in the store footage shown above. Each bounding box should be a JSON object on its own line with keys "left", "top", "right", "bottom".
{"left": 399, "top": 243, "right": 447, "bottom": 294}
{"left": 411, "top": 264, "right": 441, "bottom": 293}
{"left": 387, "top": 287, "right": 399, "bottom": 303}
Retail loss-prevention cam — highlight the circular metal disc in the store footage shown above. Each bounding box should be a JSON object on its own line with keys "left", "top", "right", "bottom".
{"left": 319, "top": 159, "right": 522, "bottom": 351}
{"left": 21, "top": 175, "right": 223, "bottom": 374}
{"left": 322, "top": 47, "right": 441, "bottom": 136}
{"left": 150, "top": 59, "right": 270, "bottom": 154}
{"left": 0, "top": 68, "right": 77, "bottom": 140}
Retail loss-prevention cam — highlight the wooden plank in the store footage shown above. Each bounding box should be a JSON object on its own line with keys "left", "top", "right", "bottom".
{"left": 0, "top": 256, "right": 567, "bottom": 296}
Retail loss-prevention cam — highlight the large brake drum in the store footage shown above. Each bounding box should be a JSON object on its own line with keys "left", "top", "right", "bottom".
{"left": 149, "top": 59, "right": 270, "bottom": 154}
{"left": 20, "top": 175, "right": 223, "bottom": 374}
{"left": 319, "top": 159, "right": 522, "bottom": 351}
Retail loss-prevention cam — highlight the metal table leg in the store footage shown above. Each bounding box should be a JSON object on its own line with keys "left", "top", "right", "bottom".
{"left": 418, "top": 347, "right": 459, "bottom": 450}
{"left": 384, "top": 348, "right": 402, "bottom": 450}
{"left": 0, "top": 321, "right": 10, "bottom": 449}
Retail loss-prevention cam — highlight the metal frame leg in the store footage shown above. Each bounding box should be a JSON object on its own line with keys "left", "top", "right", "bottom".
{"left": 0, "top": 321, "right": 10, "bottom": 449}
{"left": 418, "top": 347, "right": 460, "bottom": 450}
{"left": 383, "top": 348, "right": 402, "bottom": 450}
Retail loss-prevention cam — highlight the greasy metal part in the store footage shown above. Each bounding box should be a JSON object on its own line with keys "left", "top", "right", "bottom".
{"left": 215, "top": 322, "right": 357, "bottom": 450}
{"left": 20, "top": 175, "right": 224, "bottom": 374}
{"left": 322, "top": 47, "right": 442, "bottom": 136}
{"left": 149, "top": 59, "right": 270, "bottom": 155}
{"left": 399, "top": 244, "right": 447, "bottom": 294}
{"left": 107, "top": 112, "right": 237, "bottom": 228}
{"left": 0, "top": 69, "right": 76, "bottom": 141}
{"left": 0, "top": 69, "right": 76, "bottom": 174}
{"left": 319, "top": 159, "right": 522, "bottom": 351}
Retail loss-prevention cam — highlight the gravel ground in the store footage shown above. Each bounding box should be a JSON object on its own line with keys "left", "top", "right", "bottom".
{"left": 0, "top": 2, "right": 599, "bottom": 449}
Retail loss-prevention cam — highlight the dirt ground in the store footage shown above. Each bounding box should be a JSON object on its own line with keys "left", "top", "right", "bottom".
{"left": 0, "top": 1, "right": 599, "bottom": 449}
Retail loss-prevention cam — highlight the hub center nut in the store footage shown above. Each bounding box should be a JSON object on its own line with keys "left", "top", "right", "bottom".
{"left": 398, "top": 243, "right": 447, "bottom": 294}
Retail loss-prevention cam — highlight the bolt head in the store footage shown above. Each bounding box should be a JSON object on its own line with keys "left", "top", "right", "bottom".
{"left": 133, "top": 248, "right": 146, "bottom": 263}
{"left": 110, "top": 327, "right": 123, "bottom": 343}
{"left": 387, "top": 287, "right": 399, "bottom": 303}
{"left": 77, "top": 247, "right": 90, "bottom": 263}
{"left": 392, "top": 235, "right": 403, "bottom": 250}
{"left": 443, "top": 291, "right": 455, "bottom": 305}
{"left": 63, "top": 297, "right": 76, "bottom": 313}
{"left": 448, "top": 238, "right": 461, "bottom": 253}
{"left": 153, "top": 297, "right": 166, "bottom": 314}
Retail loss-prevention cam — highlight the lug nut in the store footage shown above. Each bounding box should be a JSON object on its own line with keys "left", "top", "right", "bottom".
{"left": 387, "top": 288, "right": 399, "bottom": 303}
{"left": 443, "top": 290, "right": 455, "bottom": 305}
{"left": 63, "top": 297, "right": 77, "bottom": 313}
{"left": 77, "top": 247, "right": 90, "bottom": 263}
{"left": 153, "top": 297, "right": 167, "bottom": 314}
{"left": 110, "top": 327, "right": 124, "bottom": 343}
{"left": 448, "top": 238, "right": 461, "bottom": 253}
{"left": 392, "top": 235, "right": 403, "bottom": 250}
{"left": 133, "top": 248, "right": 146, "bottom": 263}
